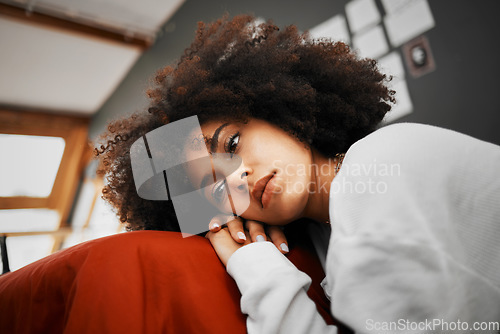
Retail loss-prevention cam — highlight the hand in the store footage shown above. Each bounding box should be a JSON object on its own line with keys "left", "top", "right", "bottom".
{"left": 206, "top": 215, "right": 289, "bottom": 266}
{"left": 205, "top": 228, "right": 250, "bottom": 266}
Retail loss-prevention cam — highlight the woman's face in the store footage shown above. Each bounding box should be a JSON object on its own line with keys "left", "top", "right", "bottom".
{"left": 185, "top": 118, "right": 315, "bottom": 225}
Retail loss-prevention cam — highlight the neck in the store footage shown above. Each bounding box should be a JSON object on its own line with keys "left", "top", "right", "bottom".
{"left": 301, "top": 149, "right": 340, "bottom": 223}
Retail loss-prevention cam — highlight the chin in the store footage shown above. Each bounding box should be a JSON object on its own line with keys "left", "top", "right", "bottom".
{"left": 241, "top": 194, "right": 307, "bottom": 224}
{"left": 267, "top": 204, "right": 305, "bottom": 225}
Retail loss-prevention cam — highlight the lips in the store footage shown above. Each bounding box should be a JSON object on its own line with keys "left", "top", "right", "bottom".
{"left": 251, "top": 173, "right": 276, "bottom": 208}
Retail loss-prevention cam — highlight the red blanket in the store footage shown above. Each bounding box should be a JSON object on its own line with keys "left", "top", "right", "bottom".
{"left": 0, "top": 230, "right": 343, "bottom": 333}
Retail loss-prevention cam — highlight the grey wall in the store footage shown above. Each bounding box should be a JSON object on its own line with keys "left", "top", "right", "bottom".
{"left": 401, "top": 1, "right": 500, "bottom": 145}
{"left": 90, "top": 0, "right": 500, "bottom": 146}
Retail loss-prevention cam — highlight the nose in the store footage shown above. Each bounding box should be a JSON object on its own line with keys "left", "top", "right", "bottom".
{"left": 210, "top": 153, "right": 251, "bottom": 191}
{"left": 210, "top": 154, "right": 251, "bottom": 215}
{"left": 224, "top": 165, "right": 250, "bottom": 194}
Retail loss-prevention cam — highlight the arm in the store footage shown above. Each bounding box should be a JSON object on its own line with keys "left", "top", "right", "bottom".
{"left": 326, "top": 124, "right": 500, "bottom": 333}
{"left": 328, "top": 235, "right": 500, "bottom": 334}
{"left": 228, "top": 242, "right": 338, "bottom": 334}
{"left": 207, "top": 228, "right": 337, "bottom": 334}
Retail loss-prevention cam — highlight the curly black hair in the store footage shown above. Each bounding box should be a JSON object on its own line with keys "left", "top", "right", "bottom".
{"left": 95, "top": 14, "right": 394, "bottom": 232}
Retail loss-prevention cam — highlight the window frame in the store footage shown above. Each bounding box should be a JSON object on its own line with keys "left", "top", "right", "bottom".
{"left": 0, "top": 109, "right": 91, "bottom": 236}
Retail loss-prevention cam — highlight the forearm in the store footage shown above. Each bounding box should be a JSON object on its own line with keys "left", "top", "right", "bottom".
{"left": 328, "top": 235, "right": 500, "bottom": 334}
{"left": 227, "top": 242, "right": 337, "bottom": 334}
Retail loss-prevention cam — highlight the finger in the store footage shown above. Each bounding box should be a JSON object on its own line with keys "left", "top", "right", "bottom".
{"left": 227, "top": 216, "right": 247, "bottom": 243}
{"left": 205, "top": 228, "right": 242, "bottom": 266}
{"left": 267, "top": 226, "right": 289, "bottom": 253}
{"left": 208, "top": 214, "right": 231, "bottom": 232}
{"left": 208, "top": 217, "right": 222, "bottom": 232}
{"left": 245, "top": 220, "right": 267, "bottom": 242}
{"left": 242, "top": 230, "right": 252, "bottom": 246}
{"left": 205, "top": 227, "right": 229, "bottom": 241}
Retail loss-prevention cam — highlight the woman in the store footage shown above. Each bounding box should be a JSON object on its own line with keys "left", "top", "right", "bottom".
{"left": 97, "top": 15, "right": 500, "bottom": 333}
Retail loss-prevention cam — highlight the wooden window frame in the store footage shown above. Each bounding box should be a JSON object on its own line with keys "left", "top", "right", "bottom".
{"left": 0, "top": 109, "right": 91, "bottom": 231}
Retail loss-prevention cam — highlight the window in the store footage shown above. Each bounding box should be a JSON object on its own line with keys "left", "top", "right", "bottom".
{"left": 0, "top": 134, "right": 65, "bottom": 197}
{"left": 0, "top": 109, "right": 90, "bottom": 271}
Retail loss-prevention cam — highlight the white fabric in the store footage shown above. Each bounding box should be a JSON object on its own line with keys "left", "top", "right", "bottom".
{"left": 307, "top": 221, "right": 331, "bottom": 271}
{"left": 227, "top": 123, "right": 500, "bottom": 334}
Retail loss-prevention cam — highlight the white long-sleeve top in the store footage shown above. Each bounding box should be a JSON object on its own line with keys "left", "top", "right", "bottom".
{"left": 227, "top": 123, "right": 500, "bottom": 334}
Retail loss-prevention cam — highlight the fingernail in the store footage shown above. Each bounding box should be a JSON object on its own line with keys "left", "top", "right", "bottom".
{"left": 280, "top": 243, "right": 289, "bottom": 252}
{"left": 237, "top": 232, "right": 246, "bottom": 240}
{"left": 256, "top": 235, "right": 265, "bottom": 242}
{"left": 211, "top": 223, "right": 220, "bottom": 230}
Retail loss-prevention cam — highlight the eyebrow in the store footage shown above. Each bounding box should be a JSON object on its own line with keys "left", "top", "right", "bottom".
{"left": 210, "top": 123, "right": 230, "bottom": 153}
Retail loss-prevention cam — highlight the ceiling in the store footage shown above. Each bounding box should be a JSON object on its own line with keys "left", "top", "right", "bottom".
{"left": 0, "top": 0, "right": 185, "bottom": 115}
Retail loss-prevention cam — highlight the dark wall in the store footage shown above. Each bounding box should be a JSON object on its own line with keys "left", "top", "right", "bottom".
{"left": 402, "top": 1, "right": 500, "bottom": 145}
{"left": 90, "top": 0, "right": 500, "bottom": 146}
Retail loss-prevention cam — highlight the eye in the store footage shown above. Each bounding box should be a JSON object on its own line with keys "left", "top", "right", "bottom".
{"left": 225, "top": 132, "right": 240, "bottom": 157}
{"left": 211, "top": 179, "right": 227, "bottom": 204}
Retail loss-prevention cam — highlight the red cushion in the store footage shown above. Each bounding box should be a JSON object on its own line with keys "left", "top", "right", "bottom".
{"left": 0, "top": 230, "right": 340, "bottom": 333}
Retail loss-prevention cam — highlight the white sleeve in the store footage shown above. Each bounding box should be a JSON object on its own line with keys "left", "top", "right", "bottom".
{"left": 227, "top": 242, "right": 338, "bottom": 334}
{"left": 328, "top": 235, "right": 500, "bottom": 334}
{"left": 327, "top": 123, "right": 500, "bottom": 334}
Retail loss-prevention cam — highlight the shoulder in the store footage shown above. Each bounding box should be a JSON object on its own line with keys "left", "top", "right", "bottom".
{"left": 350, "top": 122, "right": 464, "bottom": 155}
{"left": 344, "top": 122, "right": 499, "bottom": 166}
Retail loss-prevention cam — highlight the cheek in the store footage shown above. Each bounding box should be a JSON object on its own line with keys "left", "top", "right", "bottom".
{"left": 276, "top": 152, "right": 314, "bottom": 183}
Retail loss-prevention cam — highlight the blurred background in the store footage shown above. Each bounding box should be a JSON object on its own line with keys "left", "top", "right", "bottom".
{"left": 1, "top": 0, "right": 499, "bottom": 272}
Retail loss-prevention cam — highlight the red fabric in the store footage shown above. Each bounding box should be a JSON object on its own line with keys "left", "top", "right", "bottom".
{"left": 0, "top": 230, "right": 346, "bottom": 333}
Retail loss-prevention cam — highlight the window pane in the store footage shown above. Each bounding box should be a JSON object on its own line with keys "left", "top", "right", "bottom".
{"left": 70, "top": 179, "right": 96, "bottom": 229}
{"left": 87, "top": 195, "right": 121, "bottom": 235}
{"left": 62, "top": 196, "right": 122, "bottom": 249}
{"left": 4, "top": 235, "right": 54, "bottom": 271}
{"left": 0, "top": 209, "right": 60, "bottom": 232}
{"left": 0, "top": 134, "right": 65, "bottom": 197}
